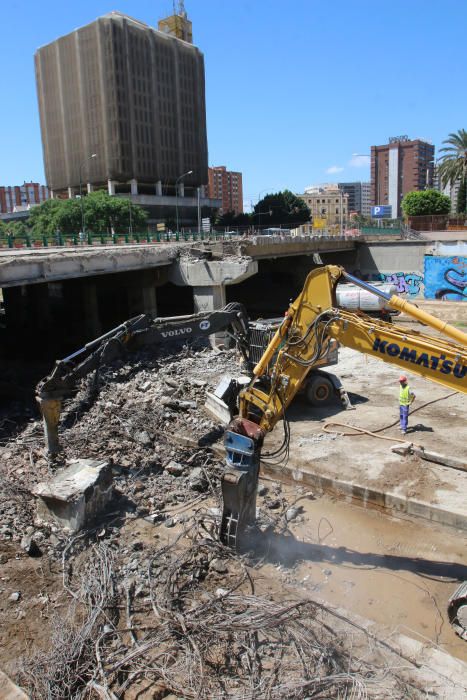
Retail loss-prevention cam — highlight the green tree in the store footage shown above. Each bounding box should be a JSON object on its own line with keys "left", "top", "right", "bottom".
{"left": 28, "top": 192, "right": 148, "bottom": 236}
{"left": 254, "top": 190, "right": 310, "bottom": 227}
{"left": 437, "top": 129, "right": 467, "bottom": 213}
{"left": 401, "top": 190, "right": 451, "bottom": 217}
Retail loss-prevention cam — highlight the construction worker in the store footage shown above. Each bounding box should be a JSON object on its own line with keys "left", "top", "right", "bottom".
{"left": 399, "top": 375, "right": 415, "bottom": 434}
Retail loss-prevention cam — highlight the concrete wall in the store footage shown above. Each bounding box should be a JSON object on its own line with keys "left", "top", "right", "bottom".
{"left": 356, "top": 241, "right": 428, "bottom": 297}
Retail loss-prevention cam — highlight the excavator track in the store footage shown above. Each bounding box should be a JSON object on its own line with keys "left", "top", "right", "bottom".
{"left": 448, "top": 582, "right": 467, "bottom": 641}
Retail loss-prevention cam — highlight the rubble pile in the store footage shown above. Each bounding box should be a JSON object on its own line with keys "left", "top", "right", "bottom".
{"left": 0, "top": 344, "right": 238, "bottom": 555}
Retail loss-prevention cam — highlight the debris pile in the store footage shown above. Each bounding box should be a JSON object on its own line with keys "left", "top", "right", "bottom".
{"left": 0, "top": 344, "right": 236, "bottom": 554}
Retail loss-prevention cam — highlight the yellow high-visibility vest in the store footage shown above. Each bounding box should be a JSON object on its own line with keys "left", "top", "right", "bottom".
{"left": 399, "top": 385, "right": 412, "bottom": 405}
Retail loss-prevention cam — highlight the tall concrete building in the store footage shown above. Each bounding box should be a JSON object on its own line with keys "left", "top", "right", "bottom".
{"left": 0, "top": 182, "right": 49, "bottom": 214}
{"left": 34, "top": 10, "right": 215, "bottom": 222}
{"left": 338, "top": 182, "right": 371, "bottom": 216}
{"left": 207, "top": 166, "right": 243, "bottom": 215}
{"left": 371, "top": 136, "right": 434, "bottom": 217}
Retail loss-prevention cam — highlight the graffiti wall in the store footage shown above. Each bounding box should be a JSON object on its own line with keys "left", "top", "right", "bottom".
{"left": 424, "top": 256, "right": 467, "bottom": 301}
{"left": 353, "top": 271, "right": 424, "bottom": 296}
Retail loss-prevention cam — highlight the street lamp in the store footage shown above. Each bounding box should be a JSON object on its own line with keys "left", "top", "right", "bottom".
{"left": 79, "top": 153, "right": 97, "bottom": 237}
{"left": 175, "top": 170, "right": 193, "bottom": 232}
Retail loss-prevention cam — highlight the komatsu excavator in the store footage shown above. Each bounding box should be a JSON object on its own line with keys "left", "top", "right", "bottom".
{"left": 219, "top": 264, "right": 467, "bottom": 639}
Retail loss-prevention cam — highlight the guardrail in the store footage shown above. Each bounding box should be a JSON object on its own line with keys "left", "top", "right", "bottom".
{"left": 0, "top": 227, "right": 407, "bottom": 250}
{"left": 0, "top": 230, "right": 245, "bottom": 249}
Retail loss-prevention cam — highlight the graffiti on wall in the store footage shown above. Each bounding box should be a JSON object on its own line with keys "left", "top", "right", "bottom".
{"left": 382, "top": 272, "right": 423, "bottom": 296}
{"left": 424, "top": 256, "right": 467, "bottom": 301}
{"left": 353, "top": 271, "right": 423, "bottom": 296}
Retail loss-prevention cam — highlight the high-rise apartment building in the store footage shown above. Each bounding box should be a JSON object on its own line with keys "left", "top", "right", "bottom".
{"left": 434, "top": 168, "right": 461, "bottom": 214}
{"left": 34, "top": 10, "right": 208, "bottom": 199}
{"left": 0, "top": 182, "right": 49, "bottom": 214}
{"left": 338, "top": 182, "right": 371, "bottom": 216}
{"left": 371, "top": 136, "right": 434, "bottom": 217}
{"left": 207, "top": 166, "right": 243, "bottom": 215}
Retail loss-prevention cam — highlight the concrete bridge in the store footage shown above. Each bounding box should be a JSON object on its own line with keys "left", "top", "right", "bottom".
{"left": 0, "top": 235, "right": 355, "bottom": 288}
{"left": 0, "top": 234, "right": 360, "bottom": 354}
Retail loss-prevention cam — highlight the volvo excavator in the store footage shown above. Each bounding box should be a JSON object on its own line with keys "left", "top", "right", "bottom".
{"left": 219, "top": 264, "right": 467, "bottom": 639}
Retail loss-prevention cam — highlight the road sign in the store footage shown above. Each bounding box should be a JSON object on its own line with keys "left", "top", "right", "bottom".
{"left": 371, "top": 205, "right": 392, "bottom": 219}
{"left": 156, "top": 222, "right": 166, "bottom": 232}
{"left": 202, "top": 217, "right": 211, "bottom": 232}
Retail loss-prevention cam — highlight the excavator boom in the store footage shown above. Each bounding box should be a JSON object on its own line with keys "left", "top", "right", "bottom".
{"left": 221, "top": 265, "right": 467, "bottom": 546}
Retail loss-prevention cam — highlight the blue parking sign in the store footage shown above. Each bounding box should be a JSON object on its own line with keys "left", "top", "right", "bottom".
{"left": 371, "top": 205, "right": 392, "bottom": 218}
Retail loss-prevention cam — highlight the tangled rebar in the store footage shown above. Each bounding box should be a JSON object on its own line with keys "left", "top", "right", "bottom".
{"left": 19, "top": 518, "right": 431, "bottom": 699}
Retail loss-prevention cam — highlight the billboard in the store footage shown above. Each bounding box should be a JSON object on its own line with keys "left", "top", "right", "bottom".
{"left": 371, "top": 205, "right": 392, "bottom": 218}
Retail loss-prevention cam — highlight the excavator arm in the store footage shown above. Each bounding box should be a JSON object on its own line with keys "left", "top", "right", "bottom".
{"left": 37, "top": 303, "right": 250, "bottom": 454}
{"left": 220, "top": 265, "right": 467, "bottom": 546}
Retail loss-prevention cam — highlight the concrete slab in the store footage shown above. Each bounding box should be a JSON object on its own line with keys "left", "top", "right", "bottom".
{"left": 34, "top": 459, "right": 112, "bottom": 532}
{"left": 0, "top": 670, "right": 29, "bottom": 699}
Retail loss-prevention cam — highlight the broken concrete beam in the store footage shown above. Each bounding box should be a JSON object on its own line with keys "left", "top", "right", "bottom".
{"left": 391, "top": 443, "right": 467, "bottom": 472}
{"left": 413, "top": 447, "right": 467, "bottom": 472}
{"left": 390, "top": 443, "right": 413, "bottom": 456}
{"left": 34, "top": 459, "right": 112, "bottom": 532}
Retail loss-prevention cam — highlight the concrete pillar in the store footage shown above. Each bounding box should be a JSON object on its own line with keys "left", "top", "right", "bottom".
{"left": 127, "top": 271, "right": 158, "bottom": 318}
{"left": 193, "top": 285, "right": 227, "bottom": 346}
{"left": 179, "top": 182, "right": 185, "bottom": 197}
{"left": 193, "top": 285, "right": 226, "bottom": 313}
{"left": 82, "top": 281, "right": 101, "bottom": 338}
{"left": 31, "top": 283, "right": 52, "bottom": 328}
{"left": 3, "top": 286, "right": 28, "bottom": 332}
{"left": 130, "top": 179, "right": 138, "bottom": 195}
{"left": 200, "top": 185, "right": 205, "bottom": 198}
{"left": 156, "top": 181, "right": 162, "bottom": 196}
{"left": 87, "top": 183, "right": 94, "bottom": 193}
{"left": 68, "top": 187, "right": 74, "bottom": 199}
{"left": 108, "top": 180, "right": 116, "bottom": 195}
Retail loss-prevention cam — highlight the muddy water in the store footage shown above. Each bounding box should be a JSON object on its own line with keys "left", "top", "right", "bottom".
{"left": 258, "top": 486, "right": 467, "bottom": 662}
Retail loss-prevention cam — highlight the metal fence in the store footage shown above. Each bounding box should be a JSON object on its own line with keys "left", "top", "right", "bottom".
{"left": 0, "top": 230, "right": 247, "bottom": 248}
{"left": 408, "top": 215, "right": 467, "bottom": 232}
{"left": 0, "top": 225, "right": 406, "bottom": 250}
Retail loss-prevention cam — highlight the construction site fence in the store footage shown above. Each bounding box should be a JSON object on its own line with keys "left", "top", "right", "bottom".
{"left": 407, "top": 214, "right": 467, "bottom": 232}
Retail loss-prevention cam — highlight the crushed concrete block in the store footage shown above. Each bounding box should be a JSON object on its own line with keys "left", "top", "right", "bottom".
{"left": 0, "top": 670, "right": 29, "bottom": 699}
{"left": 390, "top": 443, "right": 413, "bottom": 456}
{"left": 34, "top": 459, "right": 112, "bottom": 532}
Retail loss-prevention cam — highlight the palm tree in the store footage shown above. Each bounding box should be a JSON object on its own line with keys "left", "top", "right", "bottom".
{"left": 437, "top": 129, "right": 467, "bottom": 213}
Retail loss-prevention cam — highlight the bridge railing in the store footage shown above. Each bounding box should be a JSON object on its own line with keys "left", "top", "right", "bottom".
{"left": 0, "top": 230, "right": 250, "bottom": 248}
{"left": 0, "top": 227, "right": 404, "bottom": 249}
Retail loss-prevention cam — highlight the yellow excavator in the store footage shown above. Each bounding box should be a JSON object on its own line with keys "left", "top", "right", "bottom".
{"left": 220, "top": 264, "right": 467, "bottom": 638}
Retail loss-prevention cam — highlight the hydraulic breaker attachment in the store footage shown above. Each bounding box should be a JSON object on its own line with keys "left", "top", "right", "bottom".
{"left": 220, "top": 418, "right": 264, "bottom": 549}
{"left": 448, "top": 581, "right": 467, "bottom": 641}
{"left": 36, "top": 397, "right": 62, "bottom": 455}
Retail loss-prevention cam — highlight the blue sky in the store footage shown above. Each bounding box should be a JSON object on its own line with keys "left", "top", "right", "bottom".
{"left": 0, "top": 0, "right": 466, "bottom": 208}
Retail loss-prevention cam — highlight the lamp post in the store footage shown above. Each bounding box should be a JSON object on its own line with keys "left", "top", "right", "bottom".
{"left": 79, "top": 153, "right": 97, "bottom": 237}
{"left": 175, "top": 170, "right": 193, "bottom": 232}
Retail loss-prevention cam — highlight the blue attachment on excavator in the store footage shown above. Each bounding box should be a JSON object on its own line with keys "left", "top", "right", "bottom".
{"left": 224, "top": 431, "right": 255, "bottom": 470}
{"left": 221, "top": 430, "right": 260, "bottom": 548}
